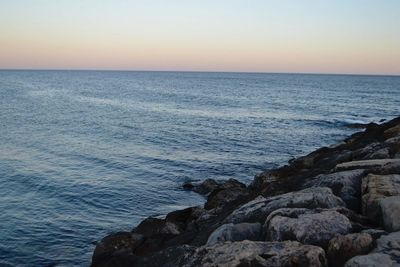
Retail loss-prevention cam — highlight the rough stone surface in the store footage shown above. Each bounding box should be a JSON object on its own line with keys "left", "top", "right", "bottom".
{"left": 92, "top": 232, "right": 144, "bottom": 267}
{"left": 204, "top": 179, "right": 249, "bottom": 210}
{"left": 345, "top": 231, "right": 400, "bottom": 266}
{"left": 361, "top": 229, "right": 388, "bottom": 240}
{"left": 361, "top": 174, "right": 400, "bottom": 221}
{"left": 183, "top": 240, "right": 328, "bottom": 267}
{"left": 327, "top": 233, "right": 373, "bottom": 267}
{"left": 264, "top": 208, "right": 352, "bottom": 248}
{"left": 335, "top": 159, "right": 400, "bottom": 172}
{"left": 344, "top": 253, "right": 398, "bottom": 267}
{"left": 380, "top": 196, "right": 400, "bottom": 232}
{"left": 225, "top": 187, "right": 345, "bottom": 224}
{"left": 384, "top": 124, "right": 400, "bottom": 139}
{"left": 206, "top": 223, "right": 262, "bottom": 245}
{"left": 303, "top": 170, "right": 366, "bottom": 211}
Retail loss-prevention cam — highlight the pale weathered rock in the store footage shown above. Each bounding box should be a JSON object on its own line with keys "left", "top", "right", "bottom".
{"left": 327, "top": 233, "right": 374, "bottom": 267}
{"left": 225, "top": 187, "right": 345, "bottom": 224}
{"left": 361, "top": 174, "right": 400, "bottom": 221}
{"left": 206, "top": 222, "right": 262, "bottom": 245}
{"left": 183, "top": 240, "right": 327, "bottom": 267}
{"left": 335, "top": 159, "right": 400, "bottom": 172}
{"left": 303, "top": 170, "right": 366, "bottom": 211}
{"left": 265, "top": 208, "right": 352, "bottom": 248}
{"left": 380, "top": 196, "right": 400, "bottom": 232}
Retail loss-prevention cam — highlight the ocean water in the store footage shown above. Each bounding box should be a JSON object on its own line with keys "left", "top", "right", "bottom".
{"left": 0, "top": 70, "right": 399, "bottom": 266}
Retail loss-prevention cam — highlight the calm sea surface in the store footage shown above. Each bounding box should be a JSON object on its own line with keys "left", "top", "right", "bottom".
{"left": 0, "top": 71, "right": 399, "bottom": 266}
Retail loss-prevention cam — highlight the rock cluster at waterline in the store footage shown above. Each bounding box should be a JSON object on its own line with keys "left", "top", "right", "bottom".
{"left": 92, "top": 117, "right": 400, "bottom": 267}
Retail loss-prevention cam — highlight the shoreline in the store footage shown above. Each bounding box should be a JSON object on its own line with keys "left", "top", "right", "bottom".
{"left": 91, "top": 116, "right": 400, "bottom": 267}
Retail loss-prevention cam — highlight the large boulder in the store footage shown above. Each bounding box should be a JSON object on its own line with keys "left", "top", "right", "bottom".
{"left": 183, "top": 240, "right": 328, "bottom": 267}
{"left": 225, "top": 187, "right": 345, "bottom": 224}
{"left": 91, "top": 232, "right": 144, "bottom": 267}
{"left": 206, "top": 223, "right": 262, "bottom": 245}
{"left": 303, "top": 170, "right": 366, "bottom": 211}
{"left": 327, "top": 233, "right": 374, "bottom": 267}
{"left": 344, "top": 231, "right": 400, "bottom": 266}
{"left": 380, "top": 196, "right": 400, "bottom": 232}
{"left": 361, "top": 174, "right": 400, "bottom": 222}
{"left": 264, "top": 208, "right": 352, "bottom": 248}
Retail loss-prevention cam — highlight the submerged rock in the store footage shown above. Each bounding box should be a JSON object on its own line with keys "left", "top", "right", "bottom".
{"left": 264, "top": 208, "right": 352, "bottom": 248}
{"left": 225, "top": 187, "right": 345, "bottom": 224}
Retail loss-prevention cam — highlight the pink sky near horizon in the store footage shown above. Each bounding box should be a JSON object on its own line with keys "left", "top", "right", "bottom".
{"left": 1, "top": 1, "right": 400, "bottom": 75}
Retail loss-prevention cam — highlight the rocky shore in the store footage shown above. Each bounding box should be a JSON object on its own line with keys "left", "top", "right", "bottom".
{"left": 91, "top": 116, "right": 400, "bottom": 267}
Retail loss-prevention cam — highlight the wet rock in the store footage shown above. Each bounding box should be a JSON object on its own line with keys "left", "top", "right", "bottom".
{"left": 303, "top": 170, "right": 366, "bottom": 211}
{"left": 183, "top": 179, "right": 220, "bottom": 195}
{"left": 380, "top": 196, "right": 400, "bottom": 232}
{"left": 204, "top": 180, "right": 249, "bottom": 210}
{"left": 206, "top": 222, "right": 262, "bottom": 245}
{"left": 225, "top": 187, "right": 345, "bottom": 224}
{"left": 91, "top": 232, "right": 144, "bottom": 267}
{"left": 327, "top": 233, "right": 373, "bottom": 267}
{"left": 361, "top": 174, "right": 400, "bottom": 222}
{"left": 265, "top": 208, "right": 352, "bottom": 248}
{"left": 183, "top": 178, "right": 246, "bottom": 196}
{"left": 183, "top": 240, "right": 328, "bottom": 267}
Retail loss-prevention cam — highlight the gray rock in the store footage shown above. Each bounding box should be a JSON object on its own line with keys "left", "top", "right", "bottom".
{"left": 345, "top": 231, "right": 400, "bottom": 266}
{"left": 380, "top": 196, "right": 400, "bottom": 232}
{"left": 361, "top": 229, "right": 388, "bottom": 240}
{"left": 374, "top": 231, "right": 400, "bottom": 258}
{"left": 183, "top": 240, "right": 327, "bottom": 267}
{"left": 335, "top": 159, "right": 400, "bottom": 172}
{"left": 225, "top": 187, "right": 345, "bottom": 224}
{"left": 265, "top": 208, "right": 352, "bottom": 248}
{"left": 206, "top": 223, "right": 262, "bottom": 245}
{"left": 327, "top": 233, "right": 374, "bottom": 267}
{"left": 344, "top": 253, "right": 398, "bottom": 267}
{"left": 303, "top": 170, "right": 366, "bottom": 211}
{"left": 361, "top": 174, "right": 400, "bottom": 222}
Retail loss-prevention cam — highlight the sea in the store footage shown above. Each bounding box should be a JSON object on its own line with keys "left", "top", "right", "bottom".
{"left": 0, "top": 70, "right": 399, "bottom": 266}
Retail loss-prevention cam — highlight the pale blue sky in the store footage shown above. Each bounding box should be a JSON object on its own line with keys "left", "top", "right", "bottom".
{"left": 1, "top": 1, "right": 399, "bottom": 74}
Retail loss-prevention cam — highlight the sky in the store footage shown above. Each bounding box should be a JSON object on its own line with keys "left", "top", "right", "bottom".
{"left": 0, "top": 0, "right": 400, "bottom": 75}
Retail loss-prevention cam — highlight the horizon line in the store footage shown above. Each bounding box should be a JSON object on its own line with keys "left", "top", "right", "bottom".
{"left": 0, "top": 68, "right": 399, "bottom": 77}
